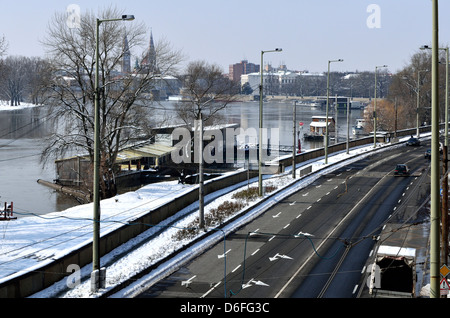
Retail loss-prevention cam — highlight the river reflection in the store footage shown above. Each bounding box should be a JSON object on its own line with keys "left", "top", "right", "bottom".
{"left": 0, "top": 101, "right": 363, "bottom": 215}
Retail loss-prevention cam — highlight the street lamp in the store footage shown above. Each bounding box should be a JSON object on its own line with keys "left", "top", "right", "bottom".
{"left": 258, "top": 48, "right": 283, "bottom": 197}
{"left": 259, "top": 48, "right": 282, "bottom": 196}
{"left": 373, "top": 64, "right": 388, "bottom": 148}
{"left": 92, "top": 14, "right": 135, "bottom": 292}
{"left": 400, "top": 70, "right": 428, "bottom": 138}
{"left": 429, "top": 0, "right": 440, "bottom": 297}
{"left": 293, "top": 101, "right": 298, "bottom": 178}
{"left": 324, "top": 59, "right": 343, "bottom": 164}
{"left": 421, "top": 45, "right": 449, "bottom": 145}
{"left": 416, "top": 69, "right": 429, "bottom": 138}
{"left": 422, "top": 43, "right": 450, "bottom": 280}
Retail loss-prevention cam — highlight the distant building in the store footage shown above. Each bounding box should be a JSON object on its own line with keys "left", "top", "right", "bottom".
{"left": 241, "top": 68, "right": 298, "bottom": 96}
{"left": 229, "top": 60, "right": 260, "bottom": 83}
{"left": 121, "top": 34, "right": 131, "bottom": 74}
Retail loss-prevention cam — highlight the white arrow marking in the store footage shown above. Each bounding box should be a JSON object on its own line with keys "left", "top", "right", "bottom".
{"left": 269, "top": 253, "right": 293, "bottom": 262}
{"left": 296, "top": 231, "right": 314, "bottom": 237}
{"left": 181, "top": 275, "right": 196, "bottom": 287}
{"left": 218, "top": 249, "right": 231, "bottom": 259}
{"left": 242, "top": 278, "right": 269, "bottom": 289}
{"left": 302, "top": 192, "right": 309, "bottom": 197}
{"left": 242, "top": 278, "right": 254, "bottom": 289}
{"left": 289, "top": 201, "right": 296, "bottom": 206}
{"left": 253, "top": 280, "right": 270, "bottom": 287}
{"left": 273, "top": 212, "right": 282, "bottom": 218}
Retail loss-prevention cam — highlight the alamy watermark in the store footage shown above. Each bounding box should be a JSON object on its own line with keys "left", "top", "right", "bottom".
{"left": 171, "top": 123, "right": 280, "bottom": 174}
{"left": 366, "top": 4, "right": 381, "bottom": 29}
{"left": 66, "top": 4, "right": 81, "bottom": 29}
{"left": 66, "top": 264, "right": 81, "bottom": 289}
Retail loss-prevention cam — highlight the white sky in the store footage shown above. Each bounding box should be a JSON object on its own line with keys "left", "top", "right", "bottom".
{"left": 2, "top": 0, "right": 450, "bottom": 73}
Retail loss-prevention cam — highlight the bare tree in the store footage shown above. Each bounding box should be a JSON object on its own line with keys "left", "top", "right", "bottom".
{"left": 175, "top": 60, "right": 240, "bottom": 228}
{"left": 0, "top": 55, "right": 52, "bottom": 106}
{"left": 41, "top": 6, "right": 183, "bottom": 199}
{"left": 176, "top": 60, "right": 240, "bottom": 125}
{"left": 26, "top": 57, "right": 53, "bottom": 105}
{"left": 387, "top": 48, "right": 450, "bottom": 130}
{"left": 0, "top": 56, "right": 29, "bottom": 105}
{"left": 0, "top": 35, "right": 7, "bottom": 57}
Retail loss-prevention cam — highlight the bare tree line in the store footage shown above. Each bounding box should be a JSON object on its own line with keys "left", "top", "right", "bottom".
{"left": 0, "top": 56, "right": 52, "bottom": 106}
{"left": 364, "top": 47, "right": 449, "bottom": 133}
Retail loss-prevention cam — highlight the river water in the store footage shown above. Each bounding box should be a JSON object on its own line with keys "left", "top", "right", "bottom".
{"left": 0, "top": 101, "right": 363, "bottom": 215}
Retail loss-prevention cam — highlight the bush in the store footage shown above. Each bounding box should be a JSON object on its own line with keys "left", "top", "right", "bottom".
{"left": 231, "top": 185, "right": 277, "bottom": 201}
{"left": 173, "top": 184, "right": 278, "bottom": 241}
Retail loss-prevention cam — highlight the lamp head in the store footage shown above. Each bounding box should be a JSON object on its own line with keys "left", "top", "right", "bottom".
{"left": 122, "top": 15, "right": 135, "bottom": 21}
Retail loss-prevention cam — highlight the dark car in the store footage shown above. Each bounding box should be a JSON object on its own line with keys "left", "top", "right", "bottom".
{"left": 394, "top": 164, "right": 410, "bottom": 176}
{"left": 425, "top": 149, "right": 431, "bottom": 159}
{"left": 406, "top": 137, "right": 420, "bottom": 146}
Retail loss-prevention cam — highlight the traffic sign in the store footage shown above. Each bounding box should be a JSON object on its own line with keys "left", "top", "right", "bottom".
{"left": 441, "top": 264, "right": 450, "bottom": 278}
{"left": 440, "top": 278, "right": 449, "bottom": 296}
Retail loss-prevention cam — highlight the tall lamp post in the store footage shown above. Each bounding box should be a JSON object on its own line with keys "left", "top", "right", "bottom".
{"left": 416, "top": 69, "right": 428, "bottom": 138}
{"left": 422, "top": 44, "right": 450, "bottom": 269}
{"left": 400, "top": 70, "right": 428, "bottom": 137}
{"left": 258, "top": 48, "right": 282, "bottom": 196}
{"left": 373, "top": 65, "right": 387, "bottom": 148}
{"left": 292, "top": 101, "right": 298, "bottom": 178}
{"left": 430, "top": 0, "right": 440, "bottom": 298}
{"left": 325, "top": 59, "right": 343, "bottom": 164}
{"left": 421, "top": 45, "right": 449, "bottom": 145}
{"left": 92, "top": 14, "right": 135, "bottom": 291}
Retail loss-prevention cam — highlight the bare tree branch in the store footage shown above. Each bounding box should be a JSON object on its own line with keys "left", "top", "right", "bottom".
{"left": 41, "top": 6, "right": 183, "bottom": 198}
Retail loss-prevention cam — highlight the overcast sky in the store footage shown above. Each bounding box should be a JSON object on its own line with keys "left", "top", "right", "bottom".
{"left": 2, "top": 1, "right": 450, "bottom": 74}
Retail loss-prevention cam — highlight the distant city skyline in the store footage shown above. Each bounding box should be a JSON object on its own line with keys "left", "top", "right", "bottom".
{"left": 2, "top": 1, "right": 450, "bottom": 74}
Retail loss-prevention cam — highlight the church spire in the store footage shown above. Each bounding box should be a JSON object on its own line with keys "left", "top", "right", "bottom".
{"left": 121, "top": 33, "right": 131, "bottom": 74}
{"left": 141, "top": 30, "right": 157, "bottom": 72}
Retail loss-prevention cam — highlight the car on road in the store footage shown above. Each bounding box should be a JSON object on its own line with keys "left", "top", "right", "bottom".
{"left": 394, "top": 164, "right": 410, "bottom": 176}
{"left": 406, "top": 137, "right": 420, "bottom": 146}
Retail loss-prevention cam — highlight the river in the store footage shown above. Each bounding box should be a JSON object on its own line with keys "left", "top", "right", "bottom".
{"left": 0, "top": 100, "right": 363, "bottom": 215}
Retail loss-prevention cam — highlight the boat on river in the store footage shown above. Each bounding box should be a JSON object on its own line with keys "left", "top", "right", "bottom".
{"left": 303, "top": 116, "right": 335, "bottom": 140}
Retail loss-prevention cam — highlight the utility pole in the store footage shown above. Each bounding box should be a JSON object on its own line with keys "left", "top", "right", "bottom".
{"left": 292, "top": 101, "right": 297, "bottom": 178}
{"left": 346, "top": 97, "right": 350, "bottom": 154}
{"left": 259, "top": 48, "right": 282, "bottom": 196}
{"left": 430, "top": 0, "right": 440, "bottom": 298}
{"left": 442, "top": 146, "right": 448, "bottom": 266}
{"left": 197, "top": 113, "right": 205, "bottom": 229}
{"left": 325, "top": 59, "right": 343, "bottom": 164}
{"left": 92, "top": 14, "right": 135, "bottom": 293}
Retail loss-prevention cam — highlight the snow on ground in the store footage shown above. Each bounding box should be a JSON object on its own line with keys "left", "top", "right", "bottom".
{"left": 0, "top": 134, "right": 429, "bottom": 298}
{"left": 0, "top": 101, "right": 41, "bottom": 111}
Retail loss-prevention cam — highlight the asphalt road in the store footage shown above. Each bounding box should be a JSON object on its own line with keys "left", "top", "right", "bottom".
{"left": 136, "top": 140, "right": 431, "bottom": 298}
